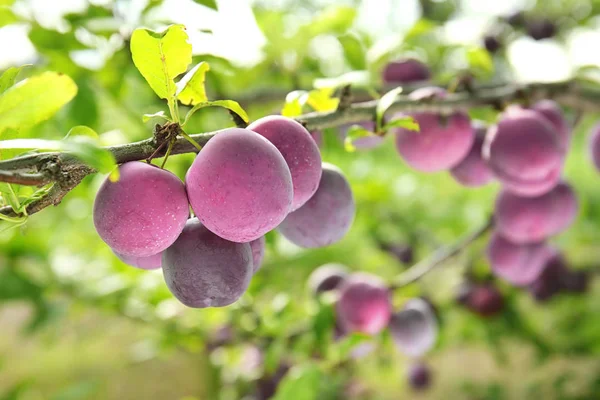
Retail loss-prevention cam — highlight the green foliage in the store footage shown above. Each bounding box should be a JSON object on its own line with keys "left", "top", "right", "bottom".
{"left": 273, "top": 365, "right": 323, "bottom": 400}
{"left": 176, "top": 62, "right": 210, "bottom": 105}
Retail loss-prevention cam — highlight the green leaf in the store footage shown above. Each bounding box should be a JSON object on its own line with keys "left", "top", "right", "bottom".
{"left": 313, "top": 70, "right": 370, "bottom": 90}
{"left": 0, "top": 72, "right": 77, "bottom": 136}
{"left": 344, "top": 125, "right": 372, "bottom": 152}
{"left": 281, "top": 90, "right": 308, "bottom": 117}
{"left": 183, "top": 100, "right": 249, "bottom": 126}
{"left": 306, "top": 88, "right": 339, "bottom": 112}
{"left": 335, "top": 332, "right": 371, "bottom": 359}
{"left": 0, "top": 136, "right": 118, "bottom": 178}
{"left": 376, "top": 86, "right": 404, "bottom": 131}
{"left": 0, "top": 66, "right": 26, "bottom": 95}
{"left": 192, "top": 0, "right": 217, "bottom": 11}
{"left": 383, "top": 116, "right": 419, "bottom": 132}
{"left": 273, "top": 364, "right": 322, "bottom": 400}
{"left": 130, "top": 25, "right": 192, "bottom": 100}
{"left": 301, "top": 6, "right": 356, "bottom": 38}
{"left": 64, "top": 125, "right": 98, "bottom": 139}
{"left": 405, "top": 19, "right": 437, "bottom": 41}
{"left": 0, "top": 182, "right": 19, "bottom": 211}
{"left": 337, "top": 34, "right": 366, "bottom": 70}
{"left": 0, "top": 6, "right": 17, "bottom": 28}
{"left": 176, "top": 62, "right": 210, "bottom": 105}
{"left": 466, "top": 47, "right": 494, "bottom": 78}
{"left": 17, "top": 185, "right": 52, "bottom": 215}
{"left": 142, "top": 110, "right": 170, "bottom": 123}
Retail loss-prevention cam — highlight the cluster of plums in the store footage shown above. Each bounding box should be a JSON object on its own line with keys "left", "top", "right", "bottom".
{"left": 309, "top": 264, "right": 438, "bottom": 391}
{"left": 93, "top": 116, "right": 355, "bottom": 308}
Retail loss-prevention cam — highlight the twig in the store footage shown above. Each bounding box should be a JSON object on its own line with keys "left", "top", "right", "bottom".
{"left": 0, "top": 170, "right": 50, "bottom": 186}
{"left": 389, "top": 217, "right": 494, "bottom": 289}
{"left": 1, "top": 79, "right": 599, "bottom": 217}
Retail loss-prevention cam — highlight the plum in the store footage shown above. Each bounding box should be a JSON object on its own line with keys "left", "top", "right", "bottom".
{"left": 248, "top": 116, "right": 322, "bottom": 210}
{"left": 186, "top": 128, "right": 293, "bottom": 243}
{"left": 394, "top": 87, "right": 474, "bottom": 172}
{"left": 114, "top": 250, "right": 162, "bottom": 270}
{"left": 162, "top": 218, "right": 253, "bottom": 308}
{"left": 336, "top": 273, "right": 392, "bottom": 335}
{"left": 589, "top": 123, "right": 600, "bottom": 171}
{"left": 307, "top": 263, "right": 348, "bottom": 294}
{"left": 250, "top": 236, "right": 266, "bottom": 273}
{"left": 389, "top": 298, "right": 438, "bottom": 357}
{"left": 382, "top": 58, "right": 430, "bottom": 85}
{"left": 408, "top": 363, "right": 432, "bottom": 391}
{"left": 450, "top": 122, "right": 494, "bottom": 187}
{"left": 93, "top": 161, "right": 189, "bottom": 257}
{"left": 278, "top": 163, "right": 355, "bottom": 248}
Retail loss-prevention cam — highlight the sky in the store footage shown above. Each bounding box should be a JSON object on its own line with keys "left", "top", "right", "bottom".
{"left": 0, "top": 0, "right": 599, "bottom": 82}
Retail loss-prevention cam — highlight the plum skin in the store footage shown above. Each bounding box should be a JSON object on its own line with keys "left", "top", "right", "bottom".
{"left": 450, "top": 123, "right": 494, "bottom": 187}
{"left": 494, "top": 182, "right": 578, "bottom": 244}
{"left": 278, "top": 163, "right": 355, "bottom": 248}
{"left": 382, "top": 59, "right": 430, "bottom": 84}
{"left": 93, "top": 161, "right": 189, "bottom": 257}
{"left": 162, "top": 218, "right": 253, "bottom": 308}
{"left": 307, "top": 263, "right": 348, "bottom": 294}
{"left": 248, "top": 116, "right": 322, "bottom": 211}
{"left": 394, "top": 87, "right": 475, "bottom": 172}
{"left": 250, "top": 236, "right": 266, "bottom": 273}
{"left": 336, "top": 273, "right": 392, "bottom": 335}
{"left": 114, "top": 250, "right": 162, "bottom": 270}
{"left": 389, "top": 298, "right": 438, "bottom": 357}
{"left": 186, "top": 128, "right": 293, "bottom": 243}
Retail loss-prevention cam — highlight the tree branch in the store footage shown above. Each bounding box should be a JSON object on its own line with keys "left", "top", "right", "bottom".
{"left": 389, "top": 217, "right": 494, "bottom": 290}
{"left": 0, "top": 170, "right": 50, "bottom": 186}
{"left": 1, "top": 79, "right": 599, "bottom": 217}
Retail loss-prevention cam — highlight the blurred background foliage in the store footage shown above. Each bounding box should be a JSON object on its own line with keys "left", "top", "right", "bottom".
{"left": 1, "top": 0, "right": 600, "bottom": 399}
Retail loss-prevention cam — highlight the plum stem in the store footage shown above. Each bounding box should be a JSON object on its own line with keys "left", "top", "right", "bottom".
{"left": 389, "top": 216, "right": 494, "bottom": 290}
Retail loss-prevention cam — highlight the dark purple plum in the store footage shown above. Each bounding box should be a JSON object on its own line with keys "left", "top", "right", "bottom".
{"left": 531, "top": 100, "right": 570, "bottom": 152}
{"left": 382, "top": 58, "right": 430, "bottom": 85}
{"left": 162, "top": 218, "right": 253, "bottom": 308}
{"left": 483, "top": 107, "right": 563, "bottom": 197}
{"left": 589, "top": 123, "right": 600, "bottom": 172}
{"left": 527, "top": 19, "right": 556, "bottom": 40}
{"left": 336, "top": 273, "right": 392, "bottom": 335}
{"left": 408, "top": 363, "right": 432, "bottom": 391}
{"left": 93, "top": 162, "right": 189, "bottom": 257}
{"left": 307, "top": 263, "right": 348, "bottom": 294}
{"left": 466, "top": 283, "right": 504, "bottom": 317}
{"left": 528, "top": 253, "right": 568, "bottom": 302}
{"left": 494, "top": 182, "right": 578, "bottom": 244}
{"left": 278, "top": 163, "right": 355, "bottom": 248}
{"left": 563, "top": 270, "right": 589, "bottom": 293}
{"left": 250, "top": 236, "right": 266, "bottom": 273}
{"left": 389, "top": 298, "right": 438, "bottom": 357}
{"left": 186, "top": 128, "right": 293, "bottom": 243}
{"left": 483, "top": 35, "right": 501, "bottom": 53}
{"left": 487, "top": 233, "right": 556, "bottom": 286}
{"left": 450, "top": 123, "right": 494, "bottom": 187}
{"left": 248, "top": 116, "right": 322, "bottom": 211}
{"left": 394, "top": 87, "right": 474, "bottom": 172}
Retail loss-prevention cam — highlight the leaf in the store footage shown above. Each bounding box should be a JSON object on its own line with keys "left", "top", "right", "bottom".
{"left": 130, "top": 25, "right": 192, "bottom": 100}
{"left": 176, "top": 62, "right": 210, "bottom": 105}
{"left": 0, "top": 72, "right": 77, "bottom": 136}
{"left": 0, "top": 6, "right": 17, "bottom": 28}
{"left": 0, "top": 182, "right": 19, "bottom": 211}
{"left": 142, "top": 110, "right": 169, "bottom": 123}
{"left": 64, "top": 125, "right": 98, "bottom": 139}
{"left": 306, "top": 88, "right": 339, "bottom": 112}
{"left": 466, "top": 47, "right": 494, "bottom": 78}
{"left": 281, "top": 90, "right": 308, "bottom": 117}
{"left": 383, "top": 116, "right": 419, "bottom": 132}
{"left": 301, "top": 6, "right": 356, "bottom": 38}
{"left": 335, "top": 332, "right": 370, "bottom": 359}
{"left": 313, "top": 70, "right": 370, "bottom": 90}
{"left": 376, "top": 87, "right": 404, "bottom": 130}
{"left": 17, "top": 184, "right": 52, "bottom": 215}
{"left": 0, "top": 136, "right": 117, "bottom": 177}
{"left": 337, "top": 34, "right": 366, "bottom": 70}
{"left": 405, "top": 19, "right": 437, "bottom": 41}
{"left": 192, "top": 0, "right": 217, "bottom": 11}
{"left": 0, "top": 66, "right": 26, "bottom": 95}
{"left": 344, "top": 125, "right": 372, "bottom": 152}
{"left": 273, "top": 364, "right": 322, "bottom": 400}
{"left": 183, "top": 100, "right": 249, "bottom": 126}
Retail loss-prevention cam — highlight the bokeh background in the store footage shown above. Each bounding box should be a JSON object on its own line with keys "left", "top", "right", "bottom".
{"left": 1, "top": 0, "right": 600, "bottom": 399}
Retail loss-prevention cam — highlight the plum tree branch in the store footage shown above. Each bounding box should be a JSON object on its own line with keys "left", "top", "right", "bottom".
{"left": 0, "top": 79, "right": 599, "bottom": 217}
{"left": 389, "top": 217, "right": 494, "bottom": 290}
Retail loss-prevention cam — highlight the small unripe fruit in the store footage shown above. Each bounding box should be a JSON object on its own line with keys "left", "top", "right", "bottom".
{"left": 93, "top": 161, "right": 189, "bottom": 257}
{"left": 186, "top": 128, "right": 293, "bottom": 242}
{"left": 278, "top": 163, "right": 355, "bottom": 248}
{"left": 248, "top": 116, "right": 323, "bottom": 211}
{"left": 162, "top": 218, "right": 253, "bottom": 308}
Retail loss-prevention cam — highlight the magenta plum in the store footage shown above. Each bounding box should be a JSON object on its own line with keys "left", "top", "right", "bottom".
{"left": 382, "top": 58, "right": 430, "bottom": 84}
{"left": 589, "top": 123, "right": 600, "bottom": 171}
{"left": 389, "top": 298, "right": 438, "bottom": 357}
{"left": 186, "top": 128, "right": 293, "bottom": 243}
{"left": 394, "top": 87, "right": 474, "bottom": 172}
{"left": 93, "top": 161, "right": 189, "bottom": 257}
{"left": 486, "top": 233, "right": 556, "bottom": 286}
{"left": 250, "top": 236, "right": 266, "bottom": 273}
{"left": 465, "top": 283, "right": 504, "bottom": 317}
{"left": 114, "top": 250, "right": 163, "bottom": 270}
{"left": 336, "top": 273, "right": 392, "bottom": 335}
{"left": 278, "top": 163, "right": 355, "bottom": 248}
{"left": 162, "top": 218, "right": 253, "bottom": 308}
{"left": 494, "top": 182, "right": 577, "bottom": 244}
{"left": 531, "top": 100, "right": 570, "bottom": 152}
{"left": 307, "top": 263, "right": 348, "bottom": 294}
{"left": 483, "top": 107, "right": 563, "bottom": 197}
{"left": 248, "top": 116, "right": 322, "bottom": 211}
{"left": 450, "top": 123, "right": 494, "bottom": 187}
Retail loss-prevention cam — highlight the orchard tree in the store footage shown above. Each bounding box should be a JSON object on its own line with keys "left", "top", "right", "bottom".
{"left": 1, "top": 1, "right": 600, "bottom": 399}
